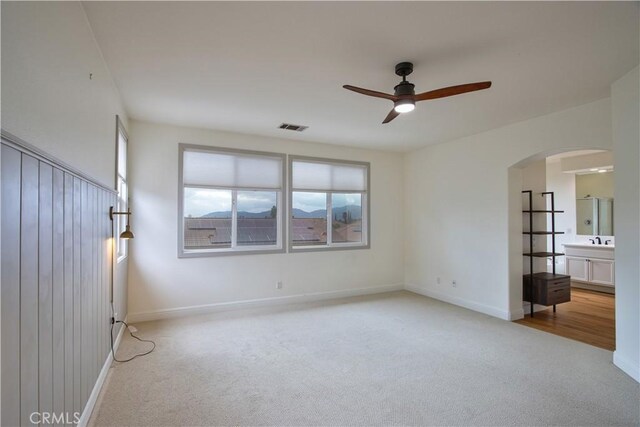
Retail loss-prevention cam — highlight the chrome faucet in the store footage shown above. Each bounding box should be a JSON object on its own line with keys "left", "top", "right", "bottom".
{"left": 594, "top": 236, "right": 602, "bottom": 245}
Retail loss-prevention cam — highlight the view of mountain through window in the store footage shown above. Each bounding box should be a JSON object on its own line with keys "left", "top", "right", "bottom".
{"left": 183, "top": 188, "right": 279, "bottom": 249}
{"left": 292, "top": 192, "right": 327, "bottom": 246}
{"left": 290, "top": 157, "right": 369, "bottom": 250}
{"left": 331, "top": 193, "right": 362, "bottom": 244}
{"left": 180, "top": 147, "right": 367, "bottom": 255}
{"left": 184, "top": 188, "right": 232, "bottom": 249}
{"left": 237, "top": 191, "right": 277, "bottom": 246}
{"left": 290, "top": 192, "right": 363, "bottom": 246}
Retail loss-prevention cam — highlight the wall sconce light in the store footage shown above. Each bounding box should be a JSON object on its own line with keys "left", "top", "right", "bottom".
{"left": 109, "top": 204, "right": 133, "bottom": 305}
{"left": 109, "top": 206, "right": 134, "bottom": 239}
{"left": 107, "top": 203, "right": 154, "bottom": 361}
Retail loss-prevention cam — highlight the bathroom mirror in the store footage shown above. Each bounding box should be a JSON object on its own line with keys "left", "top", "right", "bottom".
{"left": 575, "top": 172, "right": 614, "bottom": 236}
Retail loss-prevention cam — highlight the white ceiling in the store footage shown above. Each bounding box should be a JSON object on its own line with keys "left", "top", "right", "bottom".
{"left": 83, "top": 2, "right": 639, "bottom": 152}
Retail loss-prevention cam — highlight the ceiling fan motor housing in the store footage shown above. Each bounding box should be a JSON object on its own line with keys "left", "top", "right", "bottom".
{"left": 394, "top": 62, "right": 416, "bottom": 97}
{"left": 394, "top": 81, "right": 415, "bottom": 97}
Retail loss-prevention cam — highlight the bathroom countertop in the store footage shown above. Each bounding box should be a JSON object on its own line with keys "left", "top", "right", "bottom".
{"left": 563, "top": 243, "right": 615, "bottom": 249}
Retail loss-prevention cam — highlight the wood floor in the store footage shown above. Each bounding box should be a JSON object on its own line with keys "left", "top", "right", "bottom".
{"left": 515, "top": 287, "right": 615, "bottom": 350}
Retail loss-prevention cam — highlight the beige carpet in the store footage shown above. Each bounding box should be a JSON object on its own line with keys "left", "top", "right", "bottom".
{"left": 90, "top": 291, "right": 639, "bottom": 426}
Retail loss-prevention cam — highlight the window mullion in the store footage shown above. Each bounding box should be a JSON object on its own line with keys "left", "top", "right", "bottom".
{"left": 277, "top": 191, "right": 282, "bottom": 248}
{"left": 326, "top": 192, "right": 332, "bottom": 246}
{"left": 362, "top": 192, "right": 367, "bottom": 246}
{"left": 231, "top": 190, "right": 238, "bottom": 248}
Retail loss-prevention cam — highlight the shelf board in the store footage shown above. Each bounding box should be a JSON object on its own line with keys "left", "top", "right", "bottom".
{"left": 522, "top": 231, "right": 565, "bottom": 235}
{"left": 522, "top": 210, "right": 565, "bottom": 213}
{"left": 523, "top": 252, "right": 565, "bottom": 257}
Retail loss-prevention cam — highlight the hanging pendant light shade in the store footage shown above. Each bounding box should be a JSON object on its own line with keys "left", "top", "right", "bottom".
{"left": 120, "top": 224, "right": 134, "bottom": 239}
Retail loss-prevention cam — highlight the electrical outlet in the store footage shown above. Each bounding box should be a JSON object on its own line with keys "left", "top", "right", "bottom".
{"left": 452, "top": 280, "right": 457, "bottom": 288}
{"left": 436, "top": 277, "right": 441, "bottom": 284}
{"left": 276, "top": 281, "right": 283, "bottom": 289}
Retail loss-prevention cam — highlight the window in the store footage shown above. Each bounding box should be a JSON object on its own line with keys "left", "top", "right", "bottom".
{"left": 179, "top": 144, "right": 285, "bottom": 257}
{"left": 116, "top": 117, "right": 128, "bottom": 262}
{"left": 289, "top": 156, "right": 369, "bottom": 251}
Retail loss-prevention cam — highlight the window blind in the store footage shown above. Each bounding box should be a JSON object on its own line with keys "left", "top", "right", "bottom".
{"left": 292, "top": 160, "right": 367, "bottom": 191}
{"left": 183, "top": 150, "right": 282, "bottom": 189}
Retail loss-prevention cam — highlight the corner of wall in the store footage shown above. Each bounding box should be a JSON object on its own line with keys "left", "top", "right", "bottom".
{"left": 611, "top": 65, "right": 640, "bottom": 383}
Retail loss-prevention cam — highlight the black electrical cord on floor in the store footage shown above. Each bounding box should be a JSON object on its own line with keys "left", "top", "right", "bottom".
{"left": 110, "top": 318, "right": 156, "bottom": 363}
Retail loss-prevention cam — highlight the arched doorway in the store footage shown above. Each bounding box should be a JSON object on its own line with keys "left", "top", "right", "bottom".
{"left": 507, "top": 148, "right": 615, "bottom": 349}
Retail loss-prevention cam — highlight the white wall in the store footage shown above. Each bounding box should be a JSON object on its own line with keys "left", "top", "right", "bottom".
{"left": 1, "top": 0, "right": 129, "bottom": 329}
{"left": 1, "top": 1, "right": 127, "bottom": 188}
{"left": 611, "top": 66, "right": 639, "bottom": 382}
{"left": 404, "top": 98, "right": 612, "bottom": 320}
{"left": 576, "top": 172, "right": 614, "bottom": 199}
{"left": 127, "top": 120, "right": 405, "bottom": 320}
{"left": 2, "top": 0, "right": 130, "bottom": 316}
{"left": 1, "top": 1, "right": 133, "bottom": 420}
{"left": 2, "top": 0, "right": 130, "bottom": 317}
{"left": 545, "top": 159, "right": 577, "bottom": 271}
{"left": 521, "top": 160, "right": 547, "bottom": 275}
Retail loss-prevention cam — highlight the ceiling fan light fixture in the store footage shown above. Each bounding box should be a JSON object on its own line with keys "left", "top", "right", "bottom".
{"left": 343, "top": 61, "right": 491, "bottom": 123}
{"left": 394, "top": 99, "right": 415, "bottom": 113}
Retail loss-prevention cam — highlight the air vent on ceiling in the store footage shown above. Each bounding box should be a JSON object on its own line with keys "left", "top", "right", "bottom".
{"left": 278, "top": 123, "right": 308, "bottom": 132}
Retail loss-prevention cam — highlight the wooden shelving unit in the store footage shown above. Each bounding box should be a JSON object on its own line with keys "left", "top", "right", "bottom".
{"left": 522, "top": 191, "right": 571, "bottom": 317}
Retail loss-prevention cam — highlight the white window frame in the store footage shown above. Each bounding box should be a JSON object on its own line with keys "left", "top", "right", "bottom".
{"left": 288, "top": 155, "right": 370, "bottom": 252}
{"left": 178, "top": 144, "right": 286, "bottom": 258}
{"left": 115, "top": 116, "right": 128, "bottom": 263}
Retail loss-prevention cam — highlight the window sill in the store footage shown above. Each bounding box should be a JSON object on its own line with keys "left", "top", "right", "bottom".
{"left": 289, "top": 243, "right": 370, "bottom": 253}
{"left": 179, "top": 246, "right": 285, "bottom": 258}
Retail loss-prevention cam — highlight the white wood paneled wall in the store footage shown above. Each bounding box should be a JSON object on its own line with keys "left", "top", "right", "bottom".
{"left": 2, "top": 141, "right": 116, "bottom": 426}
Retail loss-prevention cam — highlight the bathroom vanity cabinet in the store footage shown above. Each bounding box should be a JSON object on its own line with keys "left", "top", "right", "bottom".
{"left": 564, "top": 244, "right": 615, "bottom": 288}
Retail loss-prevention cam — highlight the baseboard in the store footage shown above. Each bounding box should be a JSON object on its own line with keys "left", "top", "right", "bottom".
{"left": 613, "top": 351, "right": 640, "bottom": 383}
{"left": 405, "top": 284, "right": 511, "bottom": 320}
{"left": 571, "top": 281, "right": 615, "bottom": 294}
{"left": 509, "top": 308, "right": 525, "bottom": 320}
{"left": 128, "top": 284, "right": 405, "bottom": 323}
{"left": 78, "top": 317, "right": 127, "bottom": 427}
{"left": 512, "top": 302, "right": 553, "bottom": 320}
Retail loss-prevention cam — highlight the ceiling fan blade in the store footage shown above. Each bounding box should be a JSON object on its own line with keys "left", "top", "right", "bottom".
{"left": 382, "top": 109, "right": 400, "bottom": 124}
{"left": 343, "top": 85, "right": 398, "bottom": 101}
{"left": 414, "top": 81, "right": 492, "bottom": 102}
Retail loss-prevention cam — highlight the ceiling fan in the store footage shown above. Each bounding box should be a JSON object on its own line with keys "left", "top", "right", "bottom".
{"left": 343, "top": 62, "right": 492, "bottom": 124}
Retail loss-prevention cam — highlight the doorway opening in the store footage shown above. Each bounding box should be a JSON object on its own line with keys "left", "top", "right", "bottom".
{"left": 508, "top": 149, "right": 615, "bottom": 350}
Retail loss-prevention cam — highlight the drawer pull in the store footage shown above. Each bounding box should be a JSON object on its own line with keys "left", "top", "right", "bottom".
{"left": 551, "top": 281, "right": 568, "bottom": 285}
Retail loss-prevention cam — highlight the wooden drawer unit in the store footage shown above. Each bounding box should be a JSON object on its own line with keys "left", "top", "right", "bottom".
{"left": 523, "top": 272, "right": 571, "bottom": 306}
